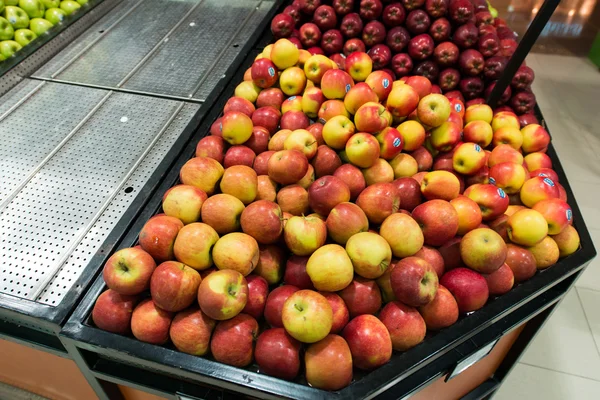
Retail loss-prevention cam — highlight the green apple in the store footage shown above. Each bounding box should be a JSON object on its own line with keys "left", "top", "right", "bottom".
{"left": 29, "top": 17, "right": 51, "bottom": 35}
{"left": 44, "top": 7, "right": 64, "bottom": 24}
{"left": 41, "top": 0, "right": 59, "bottom": 7}
{"left": 3, "top": 6, "right": 30, "bottom": 28}
{"left": 0, "top": 1, "right": 4, "bottom": 14}
{"left": 19, "top": 0, "right": 45, "bottom": 18}
{"left": 76, "top": 0, "right": 87, "bottom": 5}
{"left": 0, "top": 16, "right": 14, "bottom": 40}
{"left": 5, "top": 0, "right": 19, "bottom": 5}
{"left": 0, "top": 39, "right": 22, "bottom": 58}
{"left": 59, "top": 0, "right": 79, "bottom": 15}
{"left": 14, "top": 27, "right": 35, "bottom": 45}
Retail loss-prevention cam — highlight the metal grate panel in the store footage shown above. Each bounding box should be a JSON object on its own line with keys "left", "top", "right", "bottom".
{"left": 0, "top": 80, "right": 199, "bottom": 304}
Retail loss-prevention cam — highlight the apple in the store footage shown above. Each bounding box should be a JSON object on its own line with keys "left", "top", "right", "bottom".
{"left": 354, "top": 101, "right": 391, "bottom": 133}
{"left": 345, "top": 51, "right": 373, "bottom": 82}
{"left": 343, "top": 38, "right": 366, "bottom": 55}
{"left": 271, "top": 13, "right": 295, "bottom": 38}
{"left": 533, "top": 198, "right": 572, "bottom": 235}
{"left": 482, "top": 263, "right": 514, "bottom": 295}
{"left": 552, "top": 225, "right": 580, "bottom": 258}
{"left": 412, "top": 199, "right": 460, "bottom": 246}
{"left": 0, "top": 39, "right": 21, "bottom": 58}
{"left": 161, "top": 185, "right": 207, "bottom": 225}
{"left": 239, "top": 200, "right": 283, "bottom": 245}
{"left": 511, "top": 65, "right": 535, "bottom": 91}
{"left": 220, "top": 165, "right": 257, "bottom": 205}
{"left": 411, "top": 146, "right": 433, "bottom": 171}
{"left": 331, "top": 164, "right": 363, "bottom": 201}
{"left": 425, "top": 0, "right": 448, "bottom": 17}
{"left": 319, "top": 99, "right": 350, "bottom": 122}
{"left": 510, "top": 91, "right": 537, "bottom": 115}
{"left": 417, "top": 93, "right": 451, "bottom": 127}
{"left": 59, "top": 0, "right": 81, "bottom": 15}
{"left": 307, "top": 123, "right": 325, "bottom": 146}
{"left": 224, "top": 96, "right": 255, "bottom": 117}
{"left": 465, "top": 183, "right": 510, "bottom": 220}
{"left": 433, "top": 42, "right": 459, "bottom": 67}
{"left": 390, "top": 153, "right": 419, "bottom": 178}
{"left": 212, "top": 232, "right": 259, "bottom": 276}
{"left": 244, "top": 128, "right": 269, "bottom": 156}
{"left": 4, "top": 6, "right": 30, "bottom": 29}
{"left": 307, "top": 244, "right": 354, "bottom": 291}
{"left": 197, "top": 269, "right": 248, "bottom": 320}
{"left": 441, "top": 268, "right": 488, "bottom": 312}
{"left": 271, "top": 38, "right": 300, "bottom": 70}
{"left": 269, "top": 129, "right": 292, "bottom": 152}
{"left": 382, "top": 1, "right": 406, "bottom": 26}
{"left": 418, "top": 285, "right": 458, "bottom": 330}
{"left": 297, "top": 0, "right": 321, "bottom": 15}
{"left": 284, "top": 256, "right": 314, "bottom": 290}
{"left": 131, "top": 299, "right": 173, "bottom": 344}
{"left": 524, "top": 152, "right": 552, "bottom": 171}
{"left": 257, "top": 88, "right": 284, "bottom": 109}
{"left": 308, "top": 175, "right": 351, "bottom": 216}
{"left": 283, "top": 129, "right": 318, "bottom": 159}
{"left": 460, "top": 227, "right": 507, "bottom": 273}
{"left": 521, "top": 124, "right": 550, "bottom": 153}
{"left": 344, "top": 82, "right": 379, "bottom": 115}
{"left": 322, "top": 115, "right": 355, "bottom": 149}
{"left": 439, "top": 67, "right": 461, "bottom": 90}
{"left": 255, "top": 328, "right": 302, "bottom": 380}
{"left": 195, "top": 136, "right": 224, "bottom": 163}
{"left": 345, "top": 232, "right": 392, "bottom": 279}
{"left": 0, "top": 16, "right": 15, "bottom": 41}
{"left": 390, "top": 256, "right": 438, "bottom": 307}
{"left": 392, "top": 177, "right": 422, "bottom": 212}
{"left": 338, "top": 277, "right": 381, "bottom": 318}
{"left": 277, "top": 185, "right": 309, "bottom": 216}
{"left": 386, "top": 83, "right": 419, "bottom": 120}
{"left": 321, "top": 69, "right": 354, "bottom": 99}
{"left": 282, "top": 290, "right": 333, "bottom": 343}
{"left": 520, "top": 176, "right": 559, "bottom": 208}
{"left": 368, "top": 43, "right": 392, "bottom": 70}
{"left": 280, "top": 67, "right": 307, "bottom": 96}
{"left": 362, "top": 20, "right": 387, "bottom": 47}
{"left": 489, "top": 162, "right": 527, "bottom": 195}
{"left": 406, "top": 9, "right": 431, "bottom": 35}
{"left": 451, "top": 195, "right": 483, "bottom": 236}
{"left": 506, "top": 206, "right": 548, "bottom": 248}
{"left": 380, "top": 213, "right": 424, "bottom": 258}
{"left": 340, "top": 12, "right": 364, "bottom": 38}
{"left": 312, "top": 145, "right": 343, "bottom": 178}
{"left": 305, "top": 335, "right": 353, "bottom": 390}
{"left": 321, "top": 29, "right": 344, "bottom": 55}
{"left": 268, "top": 149, "right": 309, "bottom": 185}
{"left": 421, "top": 170, "right": 460, "bottom": 201}
{"left": 343, "top": 314, "right": 392, "bottom": 370}
{"left": 200, "top": 194, "right": 245, "bottom": 235}
{"left": 345, "top": 132, "right": 381, "bottom": 168}
{"left": 356, "top": 182, "right": 400, "bottom": 224}
{"left": 327, "top": 202, "right": 369, "bottom": 245}
{"left": 386, "top": 26, "right": 410, "bottom": 54}
{"left": 139, "top": 215, "right": 184, "bottom": 263}
{"left": 452, "top": 142, "right": 486, "bottom": 176}
{"left": 303, "top": 54, "right": 332, "bottom": 85}
{"left": 408, "top": 33, "right": 434, "bottom": 60}
{"left": 414, "top": 60, "right": 440, "bottom": 82}
{"left": 41, "top": 0, "right": 60, "bottom": 8}
{"left": 313, "top": 5, "right": 337, "bottom": 30}
{"left": 380, "top": 300, "right": 426, "bottom": 351}
{"left": 396, "top": 120, "right": 425, "bottom": 152}
{"left": 459, "top": 77, "right": 484, "bottom": 100}
{"left": 333, "top": 0, "right": 354, "bottom": 15}
{"left": 13, "top": 27, "right": 36, "bottom": 46}
{"left": 92, "top": 289, "right": 139, "bottom": 334}
{"left": 492, "top": 110, "right": 520, "bottom": 132}
{"left": 264, "top": 285, "right": 300, "bottom": 328}
{"left": 254, "top": 106, "right": 283, "bottom": 135}
{"left": 302, "top": 88, "right": 325, "bottom": 119}
{"left": 528, "top": 236, "right": 560, "bottom": 269}
{"left": 235, "top": 81, "right": 261, "bottom": 103}
{"left": 488, "top": 144, "right": 523, "bottom": 167}
{"left": 211, "top": 313, "right": 258, "bottom": 367}
{"left": 223, "top": 145, "right": 255, "bottom": 169}
{"left": 238, "top": 275, "right": 269, "bottom": 320}
{"left": 429, "top": 17, "right": 451, "bottom": 42}
{"left": 284, "top": 215, "right": 328, "bottom": 256}
{"left": 221, "top": 111, "right": 253, "bottom": 145}
{"left": 149, "top": 260, "right": 201, "bottom": 312}
{"left": 463, "top": 120, "right": 493, "bottom": 147}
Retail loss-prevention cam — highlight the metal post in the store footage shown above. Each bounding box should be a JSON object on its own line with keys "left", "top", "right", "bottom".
{"left": 486, "top": 0, "right": 562, "bottom": 107}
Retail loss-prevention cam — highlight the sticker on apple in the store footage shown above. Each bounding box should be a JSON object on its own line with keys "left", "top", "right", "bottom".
{"left": 566, "top": 209, "right": 572, "bottom": 221}
{"left": 474, "top": 144, "right": 481, "bottom": 152}
{"left": 382, "top": 78, "right": 390, "bottom": 89}
{"left": 268, "top": 67, "right": 275, "bottom": 77}
{"left": 543, "top": 178, "right": 555, "bottom": 187}
{"left": 393, "top": 138, "right": 401, "bottom": 148}
{"left": 489, "top": 176, "right": 496, "bottom": 185}
{"left": 345, "top": 84, "right": 351, "bottom": 93}
{"left": 497, "top": 188, "right": 506, "bottom": 198}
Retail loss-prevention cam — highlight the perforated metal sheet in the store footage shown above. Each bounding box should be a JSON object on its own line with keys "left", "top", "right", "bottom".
{"left": 33, "top": 0, "right": 275, "bottom": 101}
{"left": 0, "top": 80, "right": 200, "bottom": 305}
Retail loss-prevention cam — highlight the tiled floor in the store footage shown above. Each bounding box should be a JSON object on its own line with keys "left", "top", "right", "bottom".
{"left": 494, "top": 53, "right": 600, "bottom": 399}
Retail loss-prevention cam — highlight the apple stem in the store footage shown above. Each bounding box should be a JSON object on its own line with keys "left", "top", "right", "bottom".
{"left": 294, "top": 303, "right": 303, "bottom": 312}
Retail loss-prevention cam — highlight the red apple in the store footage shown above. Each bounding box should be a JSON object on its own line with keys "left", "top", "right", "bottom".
{"left": 343, "top": 314, "right": 392, "bottom": 370}
{"left": 408, "top": 33, "right": 435, "bottom": 60}
{"left": 314, "top": 5, "right": 338, "bottom": 31}
{"left": 412, "top": 199, "right": 460, "bottom": 246}
{"left": 255, "top": 328, "right": 302, "bottom": 380}
{"left": 131, "top": 299, "right": 173, "bottom": 344}
{"left": 265, "top": 285, "right": 300, "bottom": 328}
{"left": 391, "top": 53, "right": 414, "bottom": 78}
{"left": 150, "top": 261, "right": 201, "bottom": 312}
{"left": 242, "top": 275, "right": 269, "bottom": 320}
{"left": 139, "top": 215, "right": 184, "bottom": 263}
{"left": 268, "top": 150, "right": 309, "bottom": 185}
{"left": 360, "top": 0, "right": 384, "bottom": 20}
{"left": 343, "top": 38, "right": 366, "bottom": 55}
{"left": 464, "top": 183, "right": 510, "bottom": 220}
{"left": 197, "top": 270, "right": 248, "bottom": 320}
{"left": 92, "top": 289, "right": 139, "bottom": 334}
{"left": 406, "top": 9, "right": 431, "bottom": 35}
{"left": 195, "top": 135, "right": 225, "bottom": 163}
{"left": 309, "top": 175, "right": 351, "bottom": 216}
{"left": 305, "top": 335, "right": 353, "bottom": 390}
{"left": 252, "top": 58, "right": 279, "bottom": 88}
{"left": 418, "top": 285, "right": 459, "bottom": 330}
{"left": 252, "top": 106, "right": 281, "bottom": 135}
{"left": 256, "top": 88, "right": 285, "bottom": 109}
{"left": 429, "top": 17, "right": 451, "bottom": 42}
{"left": 380, "top": 300, "right": 426, "bottom": 351}
{"left": 320, "top": 292, "right": 350, "bottom": 334}
{"left": 334, "top": 163, "right": 367, "bottom": 200}
{"left": 284, "top": 256, "right": 314, "bottom": 289}
{"left": 440, "top": 267, "right": 489, "bottom": 313}
{"left": 340, "top": 12, "right": 364, "bottom": 38}
{"left": 271, "top": 13, "right": 295, "bottom": 38}
{"left": 240, "top": 200, "right": 283, "bottom": 244}
{"left": 391, "top": 256, "right": 439, "bottom": 306}
{"left": 356, "top": 182, "right": 401, "bottom": 224}
{"left": 326, "top": 202, "right": 369, "bottom": 245}
{"left": 224, "top": 145, "right": 255, "bottom": 168}
{"left": 362, "top": 20, "right": 387, "bottom": 46}
{"left": 211, "top": 313, "right": 258, "bottom": 367}
{"left": 103, "top": 247, "right": 156, "bottom": 295}
{"left": 339, "top": 277, "right": 382, "bottom": 317}
{"left": 321, "top": 29, "right": 345, "bottom": 55}
{"left": 169, "top": 307, "right": 215, "bottom": 356}
{"left": 449, "top": 0, "right": 474, "bottom": 24}
{"left": 383, "top": 2, "right": 407, "bottom": 26}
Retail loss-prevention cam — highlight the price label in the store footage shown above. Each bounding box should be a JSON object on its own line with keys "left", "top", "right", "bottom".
{"left": 446, "top": 339, "right": 499, "bottom": 381}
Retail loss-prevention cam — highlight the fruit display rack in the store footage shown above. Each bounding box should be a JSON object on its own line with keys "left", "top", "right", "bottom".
{"left": 0, "top": 0, "right": 281, "bottom": 356}
{"left": 58, "top": 32, "right": 596, "bottom": 398}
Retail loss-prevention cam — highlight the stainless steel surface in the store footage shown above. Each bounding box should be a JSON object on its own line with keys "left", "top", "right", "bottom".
{"left": 0, "top": 79, "right": 200, "bottom": 305}
{"left": 33, "top": 0, "right": 275, "bottom": 102}
{"left": 0, "top": 0, "right": 123, "bottom": 97}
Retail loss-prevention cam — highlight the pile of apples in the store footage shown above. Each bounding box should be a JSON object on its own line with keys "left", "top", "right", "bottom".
{"left": 91, "top": 40, "right": 581, "bottom": 391}
{"left": 270, "top": 0, "right": 538, "bottom": 119}
{"left": 0, "top": 0, "right": 86, "bottom": 61}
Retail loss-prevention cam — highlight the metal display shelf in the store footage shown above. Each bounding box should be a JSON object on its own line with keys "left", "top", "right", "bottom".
{"left": 32, "top": 0, "right": 274, "bottom": 102}
{"left": 0, "top": 0, "right": 282, "bottom": 356}
{"left": 59, "top": 40, "right": 597, "bottom": 397}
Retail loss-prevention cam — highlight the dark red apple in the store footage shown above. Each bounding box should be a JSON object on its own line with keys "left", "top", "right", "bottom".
{"left": 408, "top": 34, "right": 434, "bottom": 60}
{"left": 499, "top": 39, "right": 518, "bottom": 57}
{"left": 344, "top": 38, "right": 366, "bottom": 55}
{"left": 414, "top": 60, "right": 440, "bottom": 82}
{"left": 321, "top": 29, "right": 345, "bottom": 54}
{"left": 360, "top": 0, "right": 384, "bottom": 20}
{"left": 300, "top": 23, "right": 323, "bottom": 48}
{"left": 242, "top": 275, "right": 269, "bottom": 320}
{"left": 453, "top": 23, "right": 478, "bottom": 48}
{"left": 255, "top": 328, "right": 302, "bottom": 380}
{"left": 479, "top": 24, "right": 497, "bottom": 37}
{"left": 425, "top": 0, "right": 448, "bottom": 18}
{"left": 484, "top": 81, "right": 511, "bottom": 105}
{"left": 406, "top": 9, "right": 431, "bottom": 35}
{"left": 211, "top": 314, "right": 258, "bottom": 368}
{"left": 518, "top": 113, "right": 539, "bottom": 128}
{"left": 386, "top": 26, "right": 411, "bottom": 53}
{"left": 253, "top": 106, "right": 281, "bottom": 134}
{"left": 340, "top": 13, "right": 364, "bottom": 38}
{"left": 438, "top": 68, "right": 460, "bottom": 91}
{"left": 440, "top": 267, "right": 489, "bottom": 313}
{"left": 362, "top": 20, "right": 387, "bottom": 46}
{"left": 224, "top": 146, "right": 255, "bottom": 168}
{"left": 383, "top": 2, "right": 406, "bottom": 27}
{"left": 478, "top": 33, "right": 500, "bottom": 57}
{"left": 472, "top": 0, "right": 489, "bottom": 12}
{"left": 459, "top": 77, "right": 484, "bottom": 100}
{"left": 308, "top": 46, "right": 325, "bottom": 55}
{"left": 246, "top": 127, "right": 270, "bottom": 155}
{"left": 333, "top": 0, "right": 354, "bottom": 16}
{"left": 284, "top": 5, "right": 301, "bottom": 25}
{"left": 433, "top": 42, "right": 459, "bottom": 67}
{"left": 402, "top": 0, "right": 426, "bottom": 10}
{"left": 497, "top": 26, "right": 518, "bottom": 40}
{"left": 368, "top": 44, "right": 392, "bottom": 70}
{"left": 511, "top": 66, "right": 535, "bottom": 90}
{"left": 297, "top": 0, "right": 322, "bottom": 15}
{"left": 459, "top": 49, "right": 484, "bottom": 76}
{"left": 264, "top": 285, "right": 300, "bottom": 328}
{"left": 449, "top": 0, "right": 474, "bottom": 25}
{"left": 271, "top": 13, "right": 295, "bottom": 38}
{"left": 510, "top": 91, "right": 536, "bottom": 115}
{"left": 284, "top": 256, "right": 314, "bottom": 289}
{"left": 429, "top": 17, "right": 451, "bottom": 42}
{"left": 338, "top": 277, "right": 383, "bottom": 317}
{"left": 484, "top": 56, "right": 508, "bottom": 80}
{"left": 314, "top": 5, "right": 338, "bottom": 30}
{"left": 391, "top": 53, "right": 413, "bottom": 77}
{"left": 475, "top": 11, "right": 493, "bottom": 27}
{"left": 392, "top": 177, "right": 422, "bottom": 211}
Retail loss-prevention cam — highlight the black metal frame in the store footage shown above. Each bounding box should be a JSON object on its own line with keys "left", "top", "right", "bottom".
{"left": 58, "top": 42, "right": 597, "bottom": 400}
{"left": 0, "top": 0, "right": 284, "bottom": 356}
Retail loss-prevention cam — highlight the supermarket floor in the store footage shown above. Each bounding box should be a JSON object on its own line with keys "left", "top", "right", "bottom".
{"left": 494, "top": 53, "right": 600, "bottom": 399}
